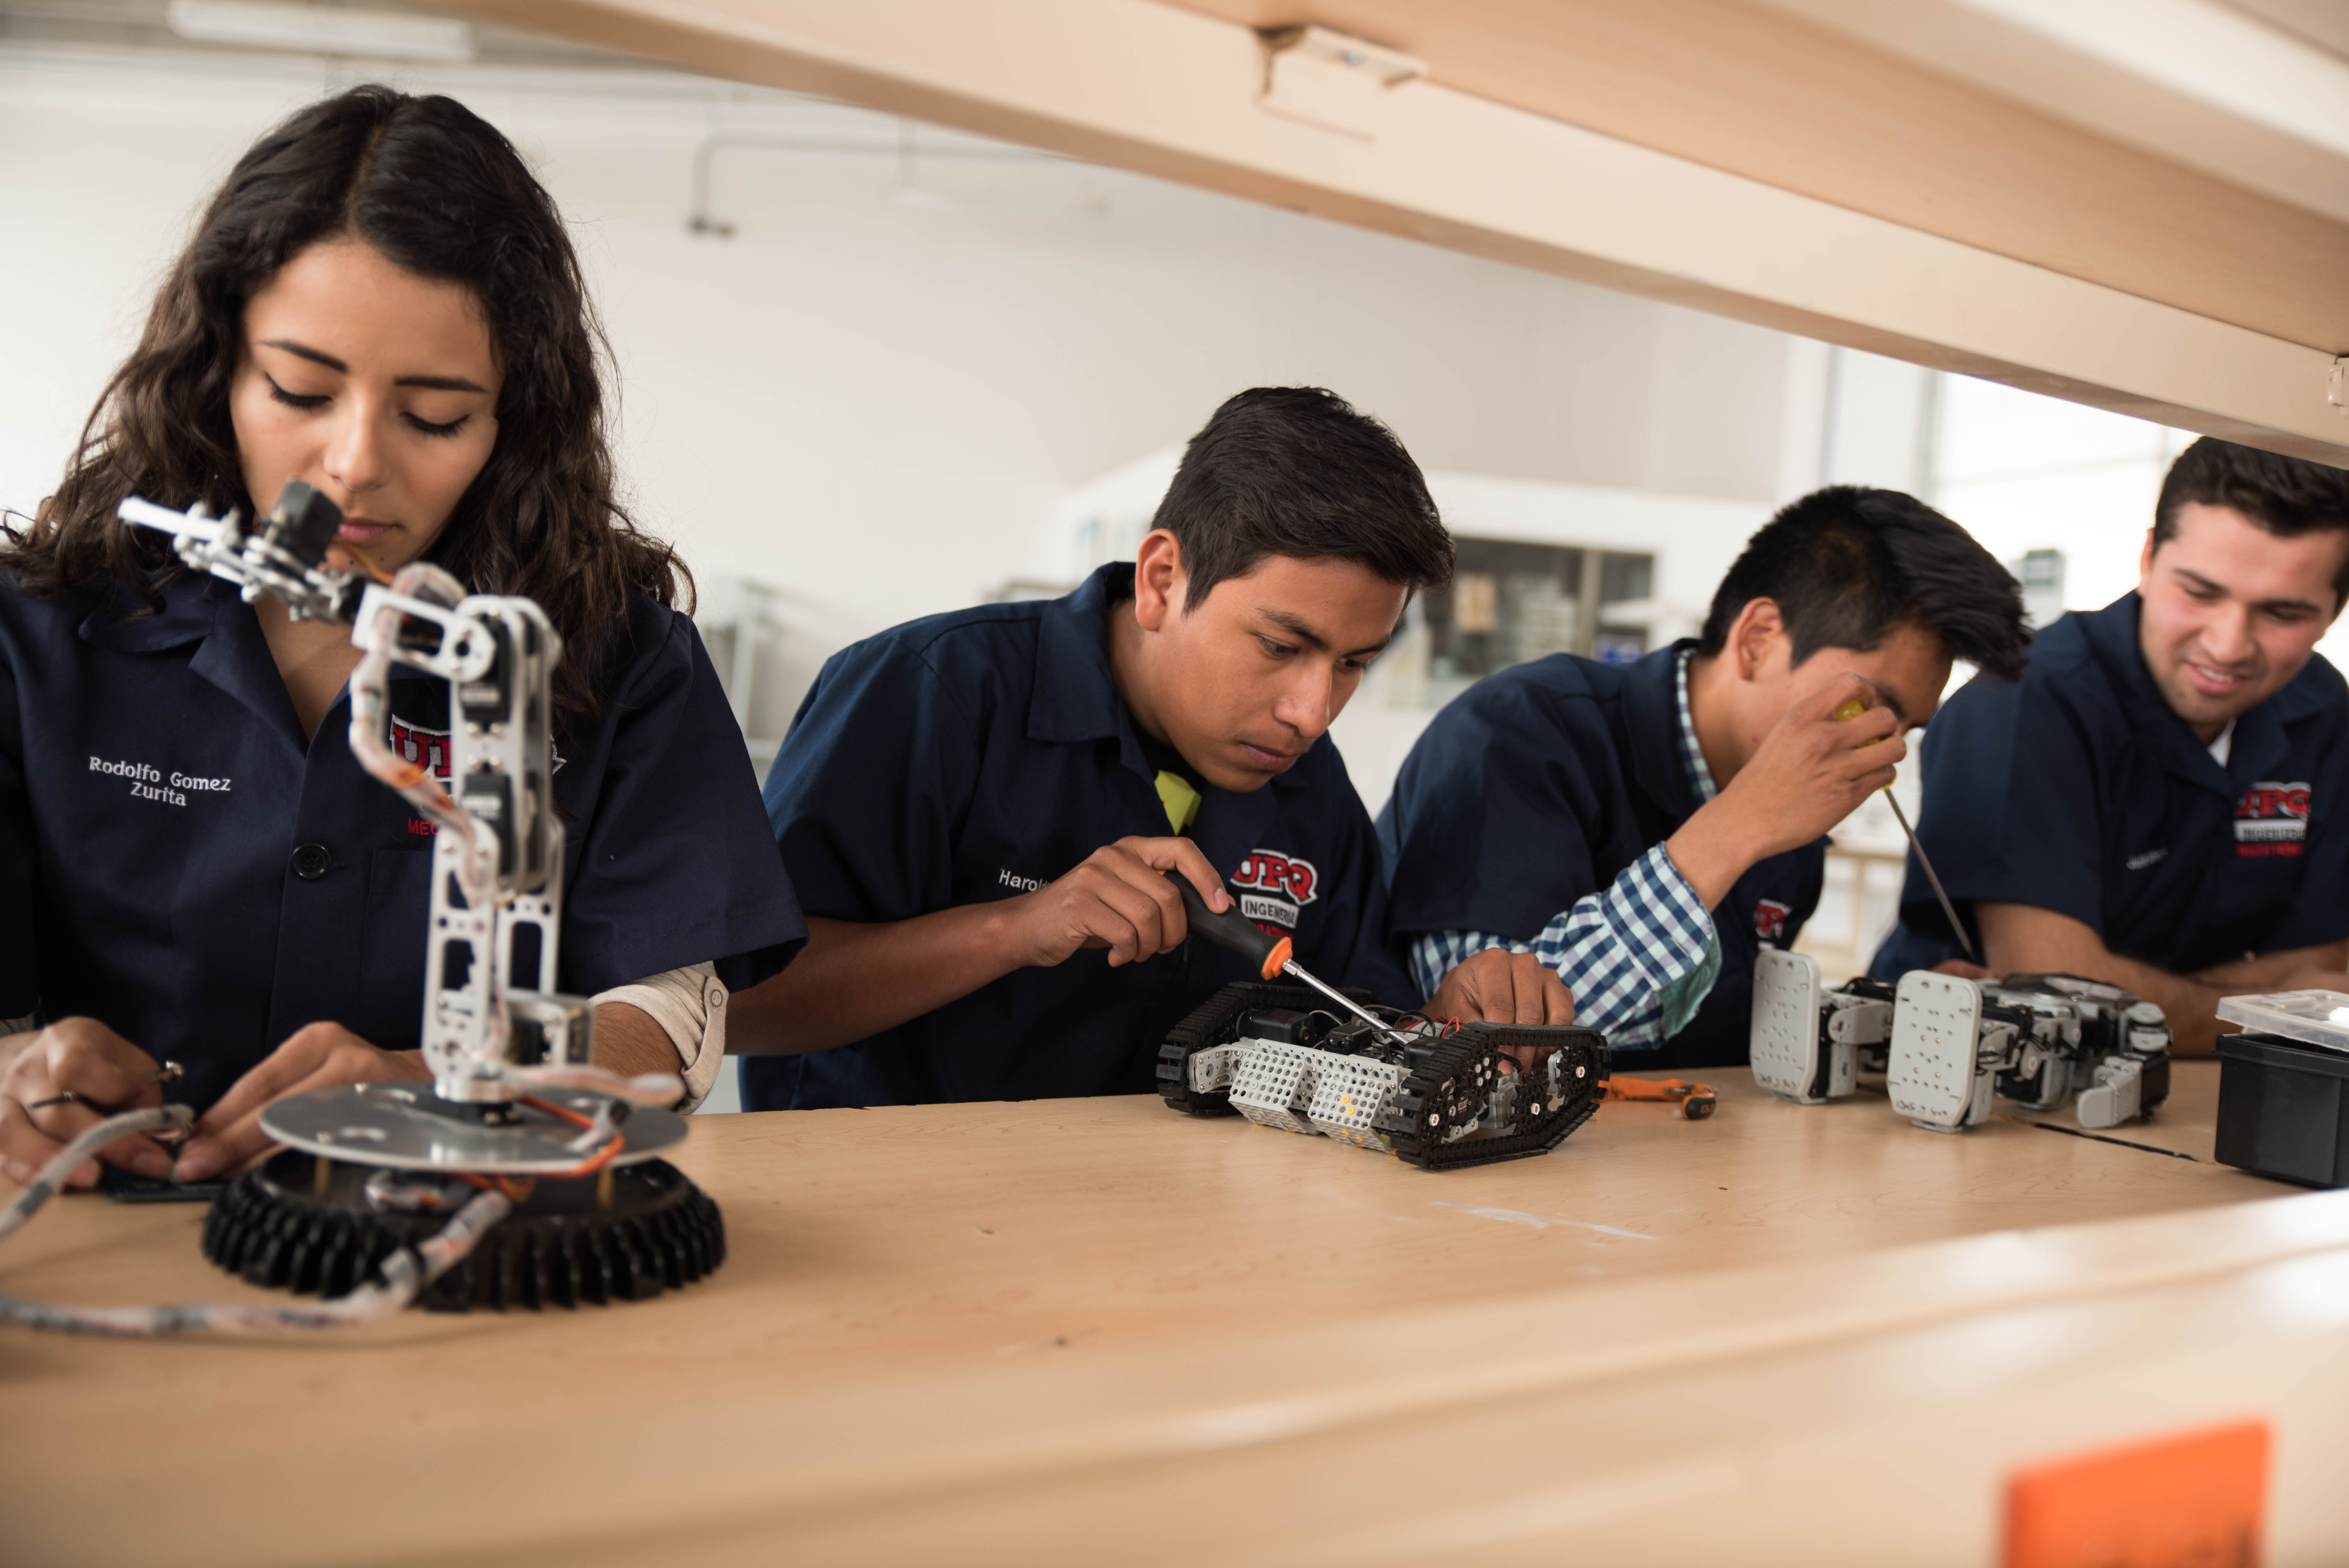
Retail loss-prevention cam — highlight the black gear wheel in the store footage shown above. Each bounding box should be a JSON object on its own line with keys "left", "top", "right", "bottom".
{"left": 201, "top": 1150, "right": 725, "bottom": 1312}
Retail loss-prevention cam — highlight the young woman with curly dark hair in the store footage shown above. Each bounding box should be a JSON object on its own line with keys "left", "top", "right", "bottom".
{"left": 0, "top": 86, "right": 804, "bottom": 1188}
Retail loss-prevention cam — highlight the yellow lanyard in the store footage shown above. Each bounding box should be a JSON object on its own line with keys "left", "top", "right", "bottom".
{"left": 1155, "top": 769, "right": 1202, "bottom": 834}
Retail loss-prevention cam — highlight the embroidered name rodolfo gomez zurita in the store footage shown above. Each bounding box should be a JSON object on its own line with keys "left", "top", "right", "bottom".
{"left": 89, "top": 755, "right": 232, "bottom": 809}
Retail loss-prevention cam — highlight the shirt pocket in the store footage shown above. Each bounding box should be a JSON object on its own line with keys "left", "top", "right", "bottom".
{"left": 354, "top": 847, "right": 434, "bottom": 1049}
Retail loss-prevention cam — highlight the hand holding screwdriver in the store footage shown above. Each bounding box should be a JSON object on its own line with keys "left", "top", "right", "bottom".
{"left": 1662, "top": 674, "right": 1902, "bottom": 909}
{"left": 1832, "top": 697, "right": 1976, "bottom": 962}
{"left": 1169, "top": 875, "right": 1411, "bottom": 1046}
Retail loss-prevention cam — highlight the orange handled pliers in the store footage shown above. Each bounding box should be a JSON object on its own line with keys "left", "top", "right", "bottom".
{"left": 1603, "top": 1076, "right": 1718, "bottom": 1120}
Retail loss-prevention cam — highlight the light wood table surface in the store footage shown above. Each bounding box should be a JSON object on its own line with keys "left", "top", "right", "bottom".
{"left": 0, "top": 1061, "right": 2314, "bottom": 1566}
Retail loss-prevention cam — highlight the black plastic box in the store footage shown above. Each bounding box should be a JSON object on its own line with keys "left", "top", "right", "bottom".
{"left": 2215, "top": 1032, "right": 2349, "bottom": 1187}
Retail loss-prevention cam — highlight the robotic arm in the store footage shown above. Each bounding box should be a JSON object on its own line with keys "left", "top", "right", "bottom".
{"left": 119, "top": 483, "right": 665, "bottom": 1106}
{"left": 0, "top": 484, "right": 727, "bottom": 1333}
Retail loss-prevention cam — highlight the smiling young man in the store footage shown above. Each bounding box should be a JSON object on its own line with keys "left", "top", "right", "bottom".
{"left": 1381, "top": 486, "right": 2032, "bottom": 1069}
{"left": 1870, "top": 439, "right": 2349, "bottom": 1052}
{"left": 729, "top": 388, "right": 1565, "bottom": 1110}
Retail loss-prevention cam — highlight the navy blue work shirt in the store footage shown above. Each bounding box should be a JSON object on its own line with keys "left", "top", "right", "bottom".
{"left": 1871, "top": 593, "right": 2349, "bottom": 978}
{"left": 746, "top": 562, "right": 1413, "bottom": 1111}
{"left": 0, "top": 570, "right": 806, "bottom": 1114}
{"left": 1378, "top": 641, "right": 1825, "bottom": 1069}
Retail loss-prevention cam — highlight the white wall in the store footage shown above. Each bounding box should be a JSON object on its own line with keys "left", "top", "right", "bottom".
{"left": 0, "top": 46, "right": 1811, "bottom": 747}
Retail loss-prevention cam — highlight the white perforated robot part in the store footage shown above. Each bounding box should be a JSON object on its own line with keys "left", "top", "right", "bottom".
{"left": 1890, "top": 972, "right": 1996, "bottom": 1132}
{"left": 1750, "top": 949, "right": 1827, "bottom": 1102}
{"left": 1306, "top": 1053, "right": 1406, "bottom": 1149}
{"left": 1228, "top": 1039, "right": 1324, "bottom": 1135}
{"left": 1187, "top": 1043, "right": 1247, "bottom": 1094}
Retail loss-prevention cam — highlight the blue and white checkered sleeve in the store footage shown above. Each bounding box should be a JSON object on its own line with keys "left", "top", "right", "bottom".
{"left": 1407, "top": 845, "right": 1717, "bottom": 1050}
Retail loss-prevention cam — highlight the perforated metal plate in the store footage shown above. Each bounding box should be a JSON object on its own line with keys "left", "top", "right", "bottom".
{"left": 1305, "top": 1053, "right": 1405, "bottom": 1149}
{"left": 261, "top": 1082, "right": 688, "bottom": 1172}
{"left": 1889, "top": 971, "right": 1983, "bottom": 1129}
{"left": 1229, "top": 1039, "right": 1322, "bottom": 1134}
{"left": 1751, "top": 949, "right": 1825, "bottom": 1101}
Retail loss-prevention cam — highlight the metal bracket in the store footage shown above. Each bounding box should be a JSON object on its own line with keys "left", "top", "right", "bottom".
{"left": 1258, "top": 24, "right": 1424, "bottom": 141}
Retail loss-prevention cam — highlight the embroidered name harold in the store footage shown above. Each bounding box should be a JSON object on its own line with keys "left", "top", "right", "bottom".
{"left": 91, "top": 755, "right": 230, "bottom": 809}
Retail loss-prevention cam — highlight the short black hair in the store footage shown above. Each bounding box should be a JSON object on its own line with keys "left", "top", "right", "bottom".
{"left": 2154, "top": 438, "right": 2349, "bottom": 599}
{"left": 1151, "top": 387, "right": 1454, "bottom": 610}
{"left": 1697, "top": 486, "right": 2031, "bottom": 682}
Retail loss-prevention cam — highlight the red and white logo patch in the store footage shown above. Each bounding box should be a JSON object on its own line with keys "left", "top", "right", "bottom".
{"left": 2235, "top": 780, "right": 2310, "bottom": 858}
{"left": 1230, "top": 848, "right": 1319, "bottom": 931}
{"left": 387, "top": 717, "right": 452, "bottom": 781}
{"left": 1754, "top": 898, "right": 1791, "bottom": 944}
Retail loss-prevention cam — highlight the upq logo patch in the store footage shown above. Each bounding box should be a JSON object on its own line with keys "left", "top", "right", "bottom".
{"left": 1230, "top": 849, "right": 1319, "bottom": 933}
{"left": 1754, "top": 898, "right": 1792, "bottom": 943}
{"left": 1230, "top": 849, "right": 1320, "bottom": 907}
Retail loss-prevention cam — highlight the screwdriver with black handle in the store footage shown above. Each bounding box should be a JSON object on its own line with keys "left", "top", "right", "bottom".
{"left": 1169, "top": 874, "right": 1412, "bottom": 1045}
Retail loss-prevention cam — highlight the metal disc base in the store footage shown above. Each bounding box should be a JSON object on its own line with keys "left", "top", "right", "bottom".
{"left": 202, "top": 1149, "right": 725, "bottom": 1312}
{"left": 260, "top": 1082, "right": 690, "bottom": 1172}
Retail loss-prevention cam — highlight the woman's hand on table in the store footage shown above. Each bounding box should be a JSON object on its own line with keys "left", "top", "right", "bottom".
{"left": 174, "top": 1023, "right": 431, "bottom": 1183}
{"left": 0, "top": 1017, "right": 173, "bottom": 1188}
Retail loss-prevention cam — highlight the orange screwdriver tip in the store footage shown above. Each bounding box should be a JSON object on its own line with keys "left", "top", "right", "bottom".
{"left": 1262, "top": 936, "right": 1292, "bottom": 982}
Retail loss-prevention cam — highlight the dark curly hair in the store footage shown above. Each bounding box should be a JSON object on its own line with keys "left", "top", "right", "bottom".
{"left": 3, "top": 84, "right": 686, "bottom": 734}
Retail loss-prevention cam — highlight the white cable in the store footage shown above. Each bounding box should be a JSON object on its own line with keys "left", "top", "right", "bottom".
{"left": 503, "top": 1063, "right": 685, "bottom": 1105}
{"left": 0, "top": 1107, "right": 511, "bottom": 1337}
{"left": 0, "top": 1106, "right": 193, "bottom": 1245}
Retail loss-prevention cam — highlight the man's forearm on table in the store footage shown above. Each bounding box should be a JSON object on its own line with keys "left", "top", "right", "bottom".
{"left": 2191, "top": 941, "right": 2349, "bottom": 990}
{"left": 591, "top": 1001, "right": 686, "bottom": 1078}
{"left": 729, "top": 907, "right": 1023, "bottom": 1057}
{"left": 1979, "top": 903, "right": 2233, "bottom": 1054}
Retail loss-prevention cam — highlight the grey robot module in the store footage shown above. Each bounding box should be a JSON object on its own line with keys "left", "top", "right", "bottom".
{"left": 1158, "top": 982, "right": 1609, "bottom": 1171}
{"left": 1751, "top": 950, "right": 2171, "bottom": 1134}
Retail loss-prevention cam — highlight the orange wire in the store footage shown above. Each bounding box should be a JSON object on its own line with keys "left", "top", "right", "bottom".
{"left": 520, "top": 1094, "right": 595, "bottom": 1129}
{"left": 547, "top": 1136, "right": 625, "bottom": 1181}
{"left": 459, "top": 1171, "right": 537, "bottom": 1202}
{"left": 445, "top": 1098, "right": 624, "bottom": 1197}
{"left": 520, "top": 1094, "right": 625, "bottom": 1179}
{"left": 334, "top": 542, "right": 394, "bottom": 584}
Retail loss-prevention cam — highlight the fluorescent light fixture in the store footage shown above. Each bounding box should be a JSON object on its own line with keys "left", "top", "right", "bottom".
{"left": 166, "top": 0, "right": 476, "bottom": 63}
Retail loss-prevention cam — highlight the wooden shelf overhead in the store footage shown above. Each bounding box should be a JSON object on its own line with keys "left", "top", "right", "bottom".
{"left": 435, "top": 0, "right": 2349, "bottom": 465}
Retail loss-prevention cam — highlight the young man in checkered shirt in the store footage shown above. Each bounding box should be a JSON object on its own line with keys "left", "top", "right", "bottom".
{"left": 1378, "top": 488, "right": 2031, "bottom": 1069}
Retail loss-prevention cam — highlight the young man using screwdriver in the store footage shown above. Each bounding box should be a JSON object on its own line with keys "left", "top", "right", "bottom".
{"left": 1870, "top": 439, "right": 2349, "bottom": 1053}
{"left": 728, "top": 388, "right": 1568, "bottom": 1109}
{"left": 1380, "top": 486, "right": 2032, "bottom": 1070}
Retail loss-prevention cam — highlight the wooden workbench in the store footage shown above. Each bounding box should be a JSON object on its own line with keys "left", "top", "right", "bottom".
{"left": 7, "top": 1063, "right": 2348, "bottom": 1566}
